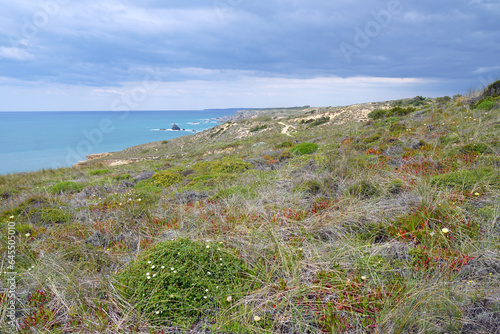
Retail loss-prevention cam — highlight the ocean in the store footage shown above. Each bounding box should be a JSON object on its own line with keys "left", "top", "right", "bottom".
{"left": 0, "top": 109, "right": 238, "bottom": 175}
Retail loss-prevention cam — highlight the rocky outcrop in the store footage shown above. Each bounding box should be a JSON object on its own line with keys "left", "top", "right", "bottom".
{"left": 172, "top": 123, "right": 181, "bottom": 131}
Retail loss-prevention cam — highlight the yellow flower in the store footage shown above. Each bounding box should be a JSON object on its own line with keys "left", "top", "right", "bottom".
{"left": 25, "top": 233, "right": 31, "bottom": 237}
{"left": 474, "top": 192, "right": 480, "bottom": 196}
{"left": 442, "top": 228, "right": 449, "bottom": 234}
{"left": 254, "top": 316, "right": 261, "bottom": 322}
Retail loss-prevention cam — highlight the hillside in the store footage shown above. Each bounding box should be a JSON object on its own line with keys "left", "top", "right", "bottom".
{"left": 1, "top": 82, "right": 499, "bottom": 333}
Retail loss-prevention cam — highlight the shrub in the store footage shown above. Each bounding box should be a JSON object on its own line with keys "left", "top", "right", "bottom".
{"left": 309, "top": 117, "right": 330, "bottom": 126}
{"left": 115, "top": 238, "right": 254, "bottom": 326}
{"left": 367, "top": 109, "right": 387, "bottom": 120}
{"left": 88, "top": 169, "right": 111, "bottom": 176}
{"left": 363, "top": 134, "right": 381, "bottom": 144}
{"left": 151, "top": 171, "right": 184, "bottom": 187}
{"left": 48, "top": 181, "right": 83, "bottom": 194}
{"left": 249, "top": 124, "right": 268, "bottom": 132}
{"left": 192, "top": 158, "right": 252, "bottom": 175}
{"left": 476, "top": 100, "right": 495, "bottom": 110}
{"left": 276, "top": 140, "right": 293, "bottom": 149}
{"left": 347, "top": 180, "right": 380, "bottom": 198}
{"left": 290, "top": 142, "right": 319, "bottom": 155}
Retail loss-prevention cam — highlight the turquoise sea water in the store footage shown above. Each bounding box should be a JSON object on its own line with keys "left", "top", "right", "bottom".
{"left": 0, "top": 109, "right": 237, "bottom": 175}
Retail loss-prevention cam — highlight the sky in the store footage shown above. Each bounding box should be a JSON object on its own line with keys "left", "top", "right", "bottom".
{"left": 0, "top": 0, "right": 499, "bottom": 111}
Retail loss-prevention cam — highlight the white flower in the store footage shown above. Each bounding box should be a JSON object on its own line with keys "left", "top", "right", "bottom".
{"left": 361, "top": 276, "right": 367, "bottom": 280}
{"left": 146, "top": 272, "right": 150, "bottom": 276}
{"left": 204, "top": 296, "right": 207, "bottom": 299}
{"left": 148, "top": 261, "right": 151, "bottom": 264}
{"left": 147, "top": 276, "right": 151, "bottom": 280}
{"left": 153, "top": 274, "right": 157, "bottom": 277}
{"left": 151, "top": 265, "right": 155, "bottom": 269}
{"left": 173, "top": 271, "right": 177, "bottom": 273}
{"left": 254, "top": 316, "right": 261, "bottom": 322}
{"left": 227, "top": 296, "right": 232, "bottom": 302}
{"left": 9, "top": 216, "right": 14, "bottom": 219}
{"left": 155, "top": 311, "right": 160, "bottom": 314}
{"left": 171, "top": 267, "right": 174, "bottom": 270}
{"left": 25, "top": 233, "right": 31, "bottom": 237}
{"left": 205, "top": 289, "right": 209, "bottom": 292}
{"left": 207, "top": 272, "right": 211, "bottom": 275}
{"left": 161, "top": 266, "right": 165, "bottom": 269}
{"left": 206, "top": 245, "right": 210, "bottom": 249}
{"left": 442, "top": 228, "right": 449, "bottom": 234}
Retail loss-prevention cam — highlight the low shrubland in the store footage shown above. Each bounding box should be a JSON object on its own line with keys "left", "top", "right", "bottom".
{"left": 0, "top": 87, "right": 499, "bottom": 333}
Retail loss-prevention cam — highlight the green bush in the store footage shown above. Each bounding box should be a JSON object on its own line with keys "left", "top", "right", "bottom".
{"left": 151, "top": 171, "right": 184, "bottom": 187}
{"left": 192, "top": 158, "right": 252, "bottom": 175}
{"left": 347, "top": 180, "right": 380, "bottom": 198}
{"left": 88, "top": 169, "right": 111, "bottom": 176}
{"left": 367, "top": 109, "right": 387, "bottom": 120}
{"left": 368, "top": 107, "right": 415, "bottom": 119}
{"left": 309, "top": 117, "right": 330, "bottom": 126}
{"left": 276, "top": 140, "right": 293, "bottom": 149}
{"left": 290, "top": 142, "right": 319, "bottom": 155}
{"left": 249, "top": 124, "right": 268, "bottom": 132}
{"left": 363, "top": 134, "right": 381, "bottom": 144}
{"left": 476, "top": 100, "right": 495, "bottom": 110}
{"left": 48, "top": 181, "right": 83, "bottom": 194}
{"left": 116, "top": 238, "right": 254, "bottom": 326}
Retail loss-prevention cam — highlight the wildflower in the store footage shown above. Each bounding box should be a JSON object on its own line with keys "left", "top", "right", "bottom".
{"left": 429, "top": 232, "right": 435, "bottom": 236}
{"left": 205, "top": 289, "right": 209, "bottom": 292}
{"left": 173, "top": 271, "right": 177, "bottom": 273}
{"left": 206, "top": 245, "right": 210, "bottom": 249}
{"left": 207, "top": 272, "right": 211, "bottom": 275}
{"left": 227, "top": 296, "right": 232, "bottom": 302}
{"left": 147, "top": 276, "right": 151, "bottom": 280}
{"left": 151, "top": 265, "right": 155, "bottom": 269}
{"left": 153, "top": 274, "right": 157, "bottom": 277}
{"left": 474, "top": 192, "right": 480, "bottom": 196}
{"left": 138, "top": 199, "right": 142, "bottom": 202}
{"left": 204, "top": 296, "right": 207, "bottom": 299}
{"left": 148, "top": 261, "right": 152, "bottom": 264}
{"left": 442, "top": 228, "right": 449, "bottom": 234}
{"left": 361, "top": 276, "right": 367, "bottom": 281}
{"left": 155, "top": 311, "right": 160, "bottom": 314}
{"left": 146, "top": 272, "right": 150, "bottom": 276}
{"left": 25, "top": 233, "right": 31, "bottom": 237}
{"left": 161, "top": 266, "right": 165, "bottom": 269}
{"left": 171, "top": 267, "right": 174, "bottom": 270}
{"left": 254, "top": 316, "right": 261, "bottom": 322}
{"left": 9, "top": 215, "right": 14, "bottom": 219}
{"left": 298, "top": 248, "right": 303, "bottom": 251}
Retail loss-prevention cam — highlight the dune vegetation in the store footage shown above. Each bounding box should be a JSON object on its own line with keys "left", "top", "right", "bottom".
{"left": 1, "top": 81, "right": 499, "bottom": 333}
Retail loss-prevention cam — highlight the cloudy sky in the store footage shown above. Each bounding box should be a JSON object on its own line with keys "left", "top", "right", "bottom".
{"left": 0, "top": 0, "right": 499, "bottom": 111}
